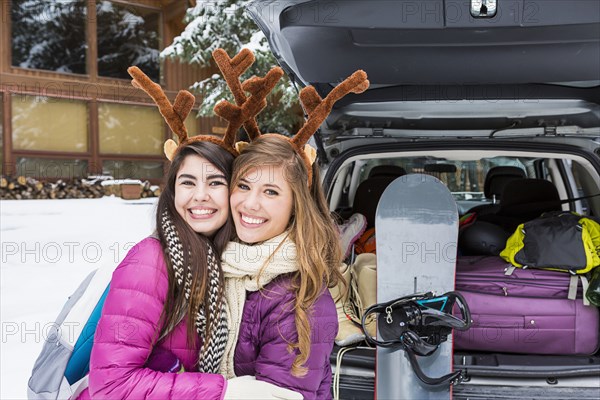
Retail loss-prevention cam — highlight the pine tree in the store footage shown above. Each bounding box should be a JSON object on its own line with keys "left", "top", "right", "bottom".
{"left": 96, "top": 1, "right": 160, "bottom": 82}
{"left": 11, "top": 0, "right": 87, "bottom": 74}
{"left": 11, "top": 1, "right": 159, "bottom": 80}
{"left": 161, "top": 0, "right": 302, "bottom": 135}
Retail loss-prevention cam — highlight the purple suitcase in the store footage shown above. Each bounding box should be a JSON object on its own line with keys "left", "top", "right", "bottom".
{"left": 454, "top": 256, "right": 600, "bottom": 355}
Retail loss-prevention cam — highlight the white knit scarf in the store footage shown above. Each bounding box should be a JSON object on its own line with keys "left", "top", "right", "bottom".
{"left": 219, "top": 232, "right": 299, "bottom": 378}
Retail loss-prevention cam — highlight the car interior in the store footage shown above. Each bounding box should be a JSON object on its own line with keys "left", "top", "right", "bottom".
{"left": 330, "top": 151, "right": 599, "bottom": 215}
{"left": 246, "top": 0, "right": 600, "bottom": 397}
{"left": 325, "top": 146, "right": 600, "bottom": 399}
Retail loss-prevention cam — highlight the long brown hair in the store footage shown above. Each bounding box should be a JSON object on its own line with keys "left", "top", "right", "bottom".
{"left": 232, "top": 135, "right": 343, "bottom": 376}
{"left": 156, "top": 141, "right": 234, "bottom": 354}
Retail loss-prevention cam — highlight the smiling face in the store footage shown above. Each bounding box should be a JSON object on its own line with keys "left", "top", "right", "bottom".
{"left": 230, "top": 164, "right": 294, "bottom": 244}
{"left": 174, "top": 154, "right": 230, "bottom": 237}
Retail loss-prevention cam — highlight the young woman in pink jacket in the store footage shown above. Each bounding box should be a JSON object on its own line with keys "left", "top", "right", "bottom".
{"left": 80, "top": 141, "right": 227, "bottom": 399}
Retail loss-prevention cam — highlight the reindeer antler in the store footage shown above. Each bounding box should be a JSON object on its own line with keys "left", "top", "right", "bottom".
{"left": 127, "top": 66, "right": 239, "bottom": 159}
{"left": 208, "top": 49, "right": 369, "bottom": 187}
{"left": 294, "top": 70, "right": 369, "bottom": 149}
{"left": 128, "top": 66, "right": 194, "bottom": 145}
{"left": 212, "top": 48, "right": 283, "bottom": 142}
{"left": 283, "top": 70, "right": 369, "bottom": 185}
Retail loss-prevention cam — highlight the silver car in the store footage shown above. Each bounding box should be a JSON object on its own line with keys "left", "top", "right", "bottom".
{"left": 249, "top": 0, "right": 600, "bottom": 399}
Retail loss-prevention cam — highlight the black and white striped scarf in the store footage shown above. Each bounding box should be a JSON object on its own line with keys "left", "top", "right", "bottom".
{"left": 161, "top": 210, "right": 228, "bottom": 373}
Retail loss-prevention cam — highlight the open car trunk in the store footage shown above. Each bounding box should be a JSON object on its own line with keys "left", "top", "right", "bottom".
{"left": 247, "top": 0, "right": 600, "bottom": 397}
{"left": 324, "top": 139, "right": 600, "bottom": 399}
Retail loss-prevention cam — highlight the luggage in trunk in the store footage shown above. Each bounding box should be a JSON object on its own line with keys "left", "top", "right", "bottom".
{"left": 454, "top": 256, "right": 600, "bottom": 356}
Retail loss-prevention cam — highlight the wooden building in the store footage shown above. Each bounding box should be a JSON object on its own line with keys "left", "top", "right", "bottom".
{"left": 0, "top": 0, "right": 225, "bottom": 183}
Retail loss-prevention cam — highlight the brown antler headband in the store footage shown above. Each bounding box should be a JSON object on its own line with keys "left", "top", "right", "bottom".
{"left": 211, "top": 48, "right": 284, "bottom": 144}
{"left": 127, "top": 66, "right": 238, "bottom": 159}
{"left": 289, "top": 69, "right": 369, "bottom": 185}
{"left": 213, "top": 48, "right": 369, "bottom": 186}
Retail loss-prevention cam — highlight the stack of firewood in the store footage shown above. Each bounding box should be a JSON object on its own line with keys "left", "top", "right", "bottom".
{"left": 1, "top": 176, "right": 162, "bottom": 200}
{"left": 101, "top": 180, "right": 161, "bottom": 199}
{"left": 141, "top": 180, "right": 161, "bottom": 198}
{"left": 1, "top": 176, "right": 105, "bottom": 200}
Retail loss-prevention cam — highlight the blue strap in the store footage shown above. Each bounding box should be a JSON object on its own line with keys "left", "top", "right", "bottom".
{"left": 64, "top": 284, "right": 110, "bottom": 384}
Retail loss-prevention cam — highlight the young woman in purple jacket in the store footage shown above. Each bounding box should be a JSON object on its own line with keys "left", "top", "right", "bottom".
{"left": 214, "top": 62, "right": 368, "bottom": 400}
{"left": 218, "top": 135, "right": 344, "bottom": 400}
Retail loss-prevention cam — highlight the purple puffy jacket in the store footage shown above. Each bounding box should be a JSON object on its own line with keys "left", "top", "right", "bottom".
{"left": 77, "top": 237, "right": 226, "bottom": 400}
{"left": 234, "top": 275, "right": 338, "bottom": 400}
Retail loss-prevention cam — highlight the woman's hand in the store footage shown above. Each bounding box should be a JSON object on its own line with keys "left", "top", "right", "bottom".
{"left": 145, "top": 347, "right": 183, "bottom": 373}
{"left": 224, "top": 375, "right": 303, "bottom": 400}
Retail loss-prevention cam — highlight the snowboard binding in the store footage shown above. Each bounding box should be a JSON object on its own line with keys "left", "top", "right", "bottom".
{"left": 362, "top": 291, "right": 471, "bottom": 387}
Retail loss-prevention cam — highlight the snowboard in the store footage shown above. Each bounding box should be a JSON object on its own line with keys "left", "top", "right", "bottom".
{"left": 375, "top": 173, "right": 459, "bottom": 399}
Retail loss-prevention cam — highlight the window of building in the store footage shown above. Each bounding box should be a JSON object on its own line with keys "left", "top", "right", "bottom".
{"left": 96, "top": 1, "right": 161, "bottom": 82}
{"left": 102, "top": 160, "right": 164, "bottom": 180}
{"left": 4, "top": 1, "right": 187, "bottom": 183}
{"left": 11, "top": 95, "right": 89, "bottom": 152}
{"left": 15, "top": 157, "right": 89, "bottom": 179}
{"left": 98, "top": 103, "right": 164, "bottom": 155}
{"left": 11, "top": 0, "right": 87, "bottom": 74}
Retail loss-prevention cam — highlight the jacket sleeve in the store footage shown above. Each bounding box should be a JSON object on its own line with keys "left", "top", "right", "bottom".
{"left": 88, "top": 238, "right": 226, "bottom": 400}
{"left": 253, "top": 285, "right": 338, "bottom": 400}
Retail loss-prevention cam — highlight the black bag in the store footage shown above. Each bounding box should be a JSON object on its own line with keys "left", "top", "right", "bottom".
{"left": 501, "top": 211, "right": 600, "bottom": 274}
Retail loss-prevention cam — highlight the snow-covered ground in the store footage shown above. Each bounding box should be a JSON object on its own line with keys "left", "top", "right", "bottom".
{"left": 1, "top": 197, "right": 158, "bottom": 399}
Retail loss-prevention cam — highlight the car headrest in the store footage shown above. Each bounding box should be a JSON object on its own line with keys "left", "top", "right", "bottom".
{"left": 353, "top": 177, "right": 398, "bottom": 229}
{"left": 368, "top": 165, "right": 407, "bottom": 179}
{"left": 352, "top": 176, "right": 406, "bottom": 229}
{"left": 354, "top": 166, "right": 407, "bottom": 228}
{"left": 484, "top": 166, "right": 526, "bottom": 199}
{"left": 499, "top": 178, "right": 561, "bottom": 218}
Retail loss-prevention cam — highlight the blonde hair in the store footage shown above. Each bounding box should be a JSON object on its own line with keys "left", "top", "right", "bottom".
{"left": 232, "top": 135, "right": 343, "bottom": 376}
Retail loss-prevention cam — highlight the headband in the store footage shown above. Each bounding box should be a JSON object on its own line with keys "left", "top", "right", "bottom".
{"left": 127, "top": 66, "right": 240, "bottom": 159}
{"left": 213, "top": 48, "right": 369, "bottom": 186}
{"left": 128, "top": 48, "right": 369, "bottom": 185}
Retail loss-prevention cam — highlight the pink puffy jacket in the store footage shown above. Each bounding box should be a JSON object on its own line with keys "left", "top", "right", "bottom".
{"left": 76, "top": 237, "right": 226, "bottom": 400}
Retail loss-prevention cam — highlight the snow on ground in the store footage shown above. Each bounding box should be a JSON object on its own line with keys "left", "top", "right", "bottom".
{"left": 1, "top": 197, "right": 157, "bottom": 399}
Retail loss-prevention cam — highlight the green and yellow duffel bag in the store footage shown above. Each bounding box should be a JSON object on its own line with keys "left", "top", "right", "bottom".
{"left": 501, "top": 211, "right": 600, "bottom": 274}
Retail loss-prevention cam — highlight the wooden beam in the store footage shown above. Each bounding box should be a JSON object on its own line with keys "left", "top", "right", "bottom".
{"left": 2, "top": 91, "right": 12, "bottom": 175}
{"left": 0, "top": 0, "right": 10, "bottom": 74}
{"left": 89, "top": 99, "right": 101, "bottom": 175}
{"left": 87, "top": 0, "right": 98, "bottom": 81}
{"left": 0, "top": 72, "right": 187, "bottom": 104}
{"left": 11, "top": 150, "right": 92, "bottom": 158}
{"left": 9, "top": 150, "right": 164, "bottom": 163}
{"left": 95, "top": 153, "right": 165, "bottom": 161}
{"left": 163, "top": 0, "right": 188, "bottom": 22}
